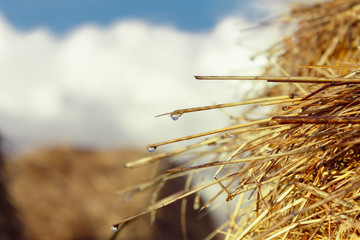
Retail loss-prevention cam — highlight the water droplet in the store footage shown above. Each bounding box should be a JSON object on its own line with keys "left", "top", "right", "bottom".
{"left": 146, "top": 146, "right": 157, "bottom": 152}
{"left": 111, "top": 224, "right": 119, "bottom": 232}
{"left": 170, "top": 113, "right": 182, "bottom": 121}
{"left": 224, "top": 133, "right": 235, "bottom": 138}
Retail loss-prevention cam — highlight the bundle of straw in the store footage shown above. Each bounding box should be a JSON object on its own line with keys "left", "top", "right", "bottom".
{"left": 115, "top": 0, "right": 360, "bottom": 239}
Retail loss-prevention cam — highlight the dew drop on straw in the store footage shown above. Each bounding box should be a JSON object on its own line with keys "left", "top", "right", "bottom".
{"left": 224, "top": 133, "right": 235, "bottom": 138}
{"left": 111, "top": 224, "right": 119, "bottom": 232}
{"left": 146, "top": 146, "right": 157, "bottom": 152}
{"left": 170, "top": 113, "right": 182, "bottom": 121}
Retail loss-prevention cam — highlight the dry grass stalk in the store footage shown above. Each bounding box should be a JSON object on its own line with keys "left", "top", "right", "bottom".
{"left": 115, "top": 0, "right": 360, "bottom": 239}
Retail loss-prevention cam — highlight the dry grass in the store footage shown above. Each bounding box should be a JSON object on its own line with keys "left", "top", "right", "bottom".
{"left": 118, "top": 0, "right": 360, "bottom": 239}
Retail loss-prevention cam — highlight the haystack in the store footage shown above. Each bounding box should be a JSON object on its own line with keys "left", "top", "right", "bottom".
{"left": 116, "top": 0, "right": 360, "bottom": 239}
{"left": 5, "top": 147, "right": 217, "bottom": 240}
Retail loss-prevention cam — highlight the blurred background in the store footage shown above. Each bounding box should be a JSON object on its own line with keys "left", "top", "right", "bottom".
{"left": 0, "top": 0, "right": 300, "bottom": 239}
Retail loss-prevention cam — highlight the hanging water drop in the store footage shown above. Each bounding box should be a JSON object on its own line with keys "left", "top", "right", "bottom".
{"left": 146, "top": 146, "right": 157, "bottom": 152}
{"left": 170, "top": 113, "right": 182, "bottom": 121}
{"left": 111, "top": 224, "right": 119, "bottom": 232}
{"left": 224, "top": 133, "right": 235, "bottom": 138}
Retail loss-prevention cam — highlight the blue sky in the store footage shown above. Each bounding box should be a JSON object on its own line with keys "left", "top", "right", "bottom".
{"left": 0, "top": 0, "right": 259, "bottom": 34}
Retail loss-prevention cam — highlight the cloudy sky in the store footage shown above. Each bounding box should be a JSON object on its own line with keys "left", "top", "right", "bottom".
{"left": 0, "top": 1, "right": 295, "bottom": 155}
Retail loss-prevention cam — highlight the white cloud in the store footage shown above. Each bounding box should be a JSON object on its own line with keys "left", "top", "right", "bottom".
{"left": 0, "top": 13, "right": 282, "bottom": 154}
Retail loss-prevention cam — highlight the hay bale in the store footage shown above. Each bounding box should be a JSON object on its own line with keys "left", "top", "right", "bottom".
{"left": 5, "top": 147, "right": 217, "bottom": 240}
{"left": 121, "top": 0, "right": 360, "bottom": 239}
{"left": 0, "top": 137, "right": 27, "bottom": 240}
{"left": 268, "top": 0, "right": 360, "bottom": 76}
{"left": 5, "top": 147, "right": 155, "bottom": 240}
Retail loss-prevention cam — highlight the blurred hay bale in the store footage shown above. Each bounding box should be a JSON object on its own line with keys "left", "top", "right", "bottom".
{"left": 120, "top": 0, "right": 360, "bottom": 239}
{"left": 0, "top": 137, "right": 27, "bottom": 240}
{"left": 5, "top": 146, "right": 217, "bottom": 240}
{"left": 5, "top": 147, "right": 154, "bottom": 240}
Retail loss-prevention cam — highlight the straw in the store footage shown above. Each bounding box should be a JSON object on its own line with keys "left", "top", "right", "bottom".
{"left": 117, "top": 0, "right": 360, "bottom": 239}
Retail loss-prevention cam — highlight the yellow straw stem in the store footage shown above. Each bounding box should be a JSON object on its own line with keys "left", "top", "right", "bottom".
{"left": 195, "top": 75, "right": 360, "bottom": 83}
